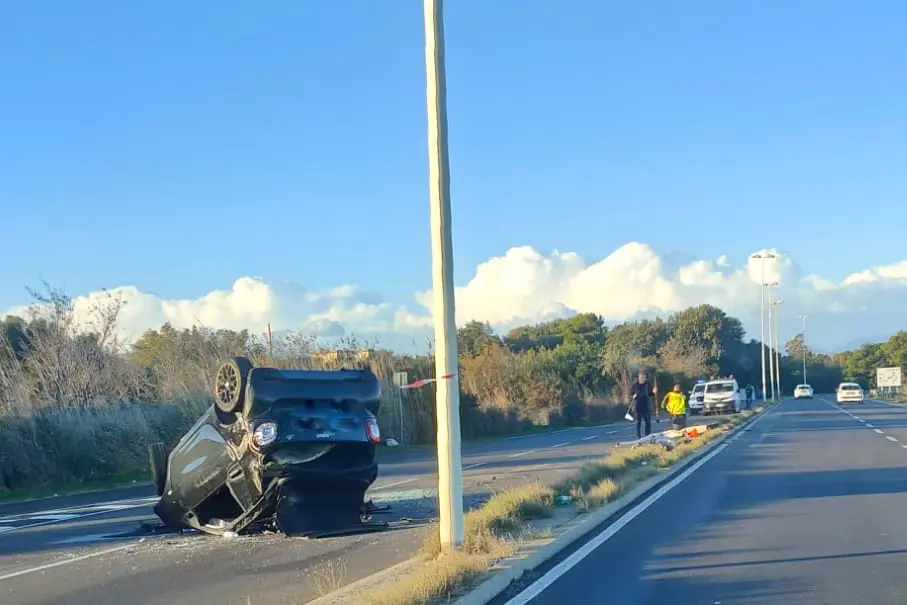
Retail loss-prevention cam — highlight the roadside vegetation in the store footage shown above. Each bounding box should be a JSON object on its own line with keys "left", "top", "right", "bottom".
{"left": 0, "top": 281, "right": 903, "bottom": 496}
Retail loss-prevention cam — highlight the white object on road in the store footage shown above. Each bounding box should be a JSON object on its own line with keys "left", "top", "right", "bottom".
{"left": 836, "top": 382, "right": 865, "bottom": 404}
{"left": 794, "top": 384, "right": 814, "bottom": 399}
{"left": 385, "top": 438, "right": 399, "bottom": 447}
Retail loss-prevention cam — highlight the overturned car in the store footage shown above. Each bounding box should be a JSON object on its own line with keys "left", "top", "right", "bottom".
{"left": 149, "top": 356, "right": 384, "bottom": 537}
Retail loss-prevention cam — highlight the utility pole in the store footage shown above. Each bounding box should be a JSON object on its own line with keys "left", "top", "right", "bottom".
{"left": 751, "top": 252, "right": 776, "bottom": 401}
{"left": 773, "top": 299, "right": 783, "bottom": 398}
{"left": 423, "top": 0, "right": 464, "bottom": 550}
{"left": 798, "top": 314, "right": 808, "bottom": 384}
{"left": 766, "top": 282, "right": 778, "bottom": 401}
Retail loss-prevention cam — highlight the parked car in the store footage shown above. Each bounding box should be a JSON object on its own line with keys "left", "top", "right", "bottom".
{"left": 688, "top": 383, "right": 706, "bottom": 415}
{"left": 703, "top": 378, "right": 741, "bottom": 415}
{"left": 149, "top": 356, "right": 384, "bottom": 537}
{"left": 794, "top": 384, "right": 814, "bottom": 399}
{"left": 836, "top": 382, "right": 865, "bottom": 405}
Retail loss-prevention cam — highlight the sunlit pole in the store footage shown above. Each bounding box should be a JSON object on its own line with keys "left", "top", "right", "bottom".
{"left": 798, "top": 314, "right": 808, "bottom": 384}
{"left": 773, "top": 299, "right": 783, "bottom": 397}
{"left": 766, "top": 282, "right": 778, "bottom": 400}
{"left": 752, "top": 253, "right": 776, "bottom": 401}
{"left": 423, "top": 0, "right": 464, "bottom": 550}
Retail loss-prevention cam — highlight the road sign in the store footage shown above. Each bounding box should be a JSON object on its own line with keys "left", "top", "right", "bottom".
{"left": 876, "top": 367, "right": 902, "bottom": 388}
{"left": 392, "top": 372, "right": 409, "bottom": 388}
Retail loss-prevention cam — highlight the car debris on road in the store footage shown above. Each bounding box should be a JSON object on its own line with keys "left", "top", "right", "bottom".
{"left": 148, "top": 356, "right": 391, "bottom": 538}
{"left": 615, "top": 423, "right": 717, "bottom": 450}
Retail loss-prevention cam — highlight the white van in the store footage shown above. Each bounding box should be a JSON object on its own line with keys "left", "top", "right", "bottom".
{"left": 703, "top": 378, "right": 741, "bottom": 415}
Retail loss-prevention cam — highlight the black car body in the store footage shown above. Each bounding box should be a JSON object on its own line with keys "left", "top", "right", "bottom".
{"left": 150, "top": 357, "right": 383, "bottom": 537}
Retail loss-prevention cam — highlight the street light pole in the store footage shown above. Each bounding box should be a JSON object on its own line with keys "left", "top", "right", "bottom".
{"left": 766, "top": 282, "right": 778, "bottom": 401}
{"left": 423, "top": 0, "right": 464, "bottom": 550}
{"left": 751, "top": 253, "right": 776, "bottom": 401}
{"left": 773, "top": 299, "right": 783, "bottom": 398}
{"left": 799, "top": 314, "right": 808, "bottom": 384}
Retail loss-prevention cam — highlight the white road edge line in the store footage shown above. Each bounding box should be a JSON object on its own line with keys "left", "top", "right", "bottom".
{"left": 886, "top": 435, "right": 898, "bottom": 442}
{"left": 502, "top": 442, "right": 730, "bottom": 605}
{"left": 463, "top": 462, "right": 486, "bottom": 470}
{"left": 582, "top": 436, "right": 597, "bottom": 441}
{"left": 503, "top": 404, "right": 777, "bottom": 605}
{"left": 0, "top": 540, "right": 151, "bottom": 582}
{"left": 874, "top": 428, "right": 884, "bottom": 434}
{"left": 551, "top": 442, "right": 570, "bottom": 449}
{"left": 509, "top": 451, "right": 533, "bottom": 458}
{"left": 371, "top": 477, "right": 419, "bottom": 491}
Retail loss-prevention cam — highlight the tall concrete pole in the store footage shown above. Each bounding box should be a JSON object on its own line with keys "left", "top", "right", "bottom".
{"left": 423, "top": 0, "right": 464, "bottom": 550}
{"left": 767, "top": 283, "right": 776, "bottom": 401}
{"left": 752, "top": 253, "right": 775, "bottom": 401}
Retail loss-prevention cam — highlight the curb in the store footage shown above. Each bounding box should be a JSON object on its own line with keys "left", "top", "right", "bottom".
{"left": 452, "top": 404, "right": 774, "bottom": 605}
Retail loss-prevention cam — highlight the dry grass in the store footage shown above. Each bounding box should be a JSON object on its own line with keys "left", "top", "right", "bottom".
{"left": 0, "top": 285, "right": 629, "bottom": 495}
{"left": 308, "top": 559, "right": 350, "bottom": 597}
{"left": 355, "top": 407, "right": 768, "bottom": 605}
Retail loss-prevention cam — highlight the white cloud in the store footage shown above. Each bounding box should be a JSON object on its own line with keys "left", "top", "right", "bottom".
{"left": 4, "top": 242, "right": 907, "bottom": 353}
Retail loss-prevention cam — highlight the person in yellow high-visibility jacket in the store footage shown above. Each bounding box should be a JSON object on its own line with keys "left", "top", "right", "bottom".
{"left": 661, "top": 384, "right": 688, "bottom": 429}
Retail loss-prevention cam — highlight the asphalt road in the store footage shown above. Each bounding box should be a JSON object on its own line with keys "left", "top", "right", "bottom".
{"left": 497, "top": 396, "right": 907, "bottom": 605}
{"left": 0, "top": 411, "right": 731, "bottom": 605}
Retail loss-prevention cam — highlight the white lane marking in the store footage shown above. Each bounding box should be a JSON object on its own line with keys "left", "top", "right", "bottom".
{"left": 0, "top": 497, "right": 158, "bottom": 523}
{"left": 867, "top": 423, "right": 875, "bottom": 428}
{"left": 606, "top": 431, "right": 618, "bottom": 435}
{"left": 503, "top": 403, "right": 777, "bottom": 605}
{"left": 503, "top": 444, "right": 729, "bottom": 604}
{"left": 509, "top": 451, "right": 533, "bottom": 458}
{"left": 886, "top": 435, "right": 898, "bottom": 442}
{"left": 0, "top": 500, "right": 158, "bottom": 535}
{"left": 463, "top": 462, "right": 486, "bottom": 470}
{"left": 502, "top": 424, "right": 612, "bottom": 441}
{"left": 874, "top": 429, "right": 884, "bottom": 434}
{"left": 551, "top": 442, "right": 570, "bottom": 449}
{"left": 370, "top": 477, "right": 419, "bottom": 491}
{"left": 902, "top": 444, "right": 907, "bottom": 450}
{"left": 582, "top": 436, "right": 597, "bottom": 441}
{"left": 0, "top": 541, "right": 150, "bottom": 582}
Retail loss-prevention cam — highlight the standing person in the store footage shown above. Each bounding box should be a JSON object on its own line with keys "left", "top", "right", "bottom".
{"left": 661, "top": 384, "right": 688, "bottom": 429}
{"left": 745, "top": 384, "right": 754, "bottom": 409}
{"left": 629, "top": 370, "right": 658, "bottom": 439}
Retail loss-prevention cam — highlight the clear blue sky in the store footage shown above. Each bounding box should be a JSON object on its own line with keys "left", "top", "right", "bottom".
{"left": 3, "top": 1, "right": 906, "bottom": 310}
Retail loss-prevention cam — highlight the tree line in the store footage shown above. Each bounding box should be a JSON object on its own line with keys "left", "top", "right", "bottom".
{"left": 0, "top": 283, "right": 904, "bottom": 492}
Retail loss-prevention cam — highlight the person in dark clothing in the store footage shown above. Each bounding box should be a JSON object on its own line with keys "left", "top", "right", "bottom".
{"left": 629, "top": 371, "right": 658, "bottom": 439}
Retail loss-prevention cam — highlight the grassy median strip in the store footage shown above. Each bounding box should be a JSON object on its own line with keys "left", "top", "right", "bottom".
{"left": 358, "top": 406, "right": 765, "bottom": 605}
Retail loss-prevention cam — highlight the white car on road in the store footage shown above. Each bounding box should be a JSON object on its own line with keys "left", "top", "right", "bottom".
{"left": 836, "top": 382, "right": 865, "bottom": 404}
{"left": 703, "top": 378, "right": 741, "bottom": 415}
{"left": 794, "top": 384, "right": 814, "bottom": 399}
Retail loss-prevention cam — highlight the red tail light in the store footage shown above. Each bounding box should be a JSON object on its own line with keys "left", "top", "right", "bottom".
{"left": 365, "top": 419, "right": 381, "bottom": 444}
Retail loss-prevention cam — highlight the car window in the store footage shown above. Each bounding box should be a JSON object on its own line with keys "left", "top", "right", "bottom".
{"left": 706, "top": 382, "right": 735, "bottom": 393}
{"left": 840, "top": 384, "right": 861, "bottom": 390}
{"left": 692, "top": 384, "right": 705, "bottom": 394}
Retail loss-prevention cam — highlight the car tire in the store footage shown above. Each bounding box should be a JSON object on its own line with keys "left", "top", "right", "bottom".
{"left": 213, "top": 356, "right": 254, "bottom": 416}
{"left": 149, "top": 442, "right": 169, "bottom": 496}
